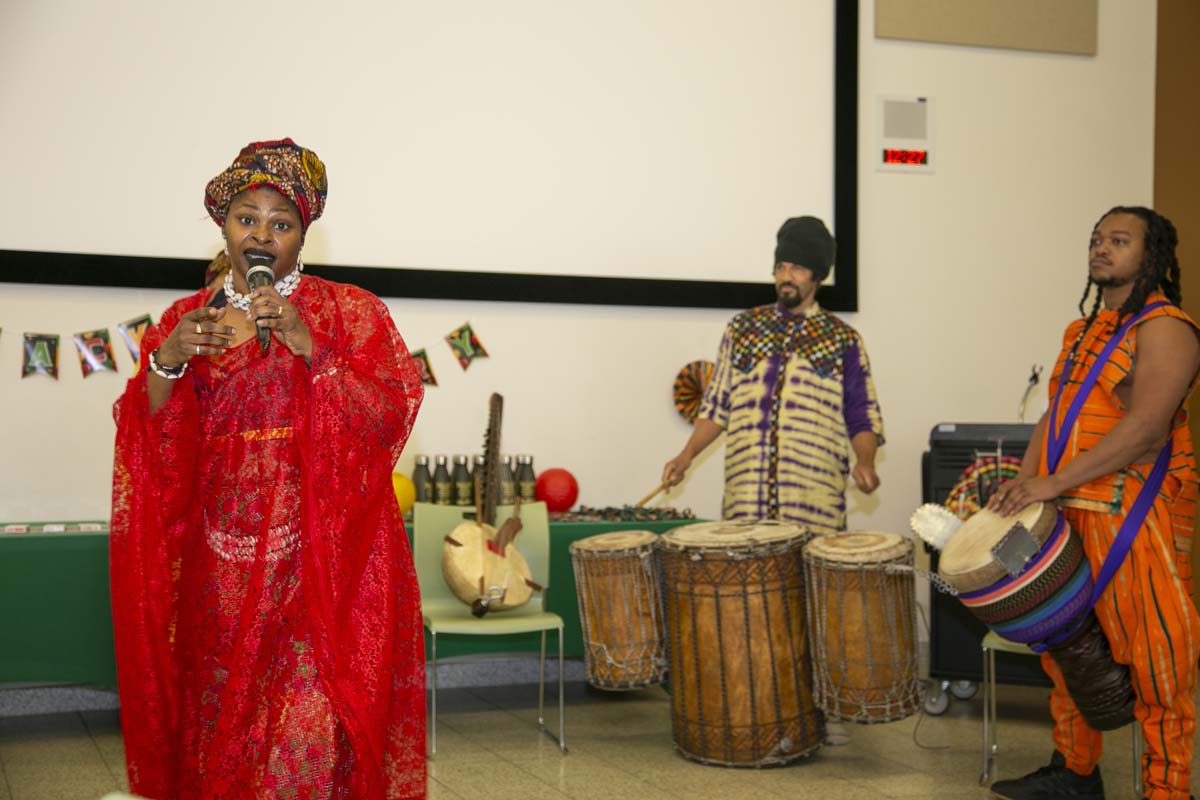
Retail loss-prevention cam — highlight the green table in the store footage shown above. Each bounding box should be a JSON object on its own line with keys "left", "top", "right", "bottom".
{"left": 0, "top": 528, "right": 117, "bottom": 685}
{"left": 0, "top": 520, "right": 696, "bottom": 684}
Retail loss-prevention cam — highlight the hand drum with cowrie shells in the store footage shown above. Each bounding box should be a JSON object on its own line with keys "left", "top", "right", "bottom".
{"left": 937, "top": 501, "right": 1135, "bottom": 731}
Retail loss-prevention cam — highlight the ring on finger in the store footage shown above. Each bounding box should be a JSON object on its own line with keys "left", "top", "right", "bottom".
{"left": 196, "top": 344, "right": 200, "bottom": 355}
{"left": 277, "top": 304, "right": 283, "bottom": 316}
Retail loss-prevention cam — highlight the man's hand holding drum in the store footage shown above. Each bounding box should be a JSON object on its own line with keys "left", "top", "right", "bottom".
{"left": 987, "top": 474, "right": 1062, "bottom": 517}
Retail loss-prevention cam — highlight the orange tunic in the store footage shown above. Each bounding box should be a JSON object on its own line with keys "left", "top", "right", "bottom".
{"left": 1037, "top": 294, "right": 1200, "bottom": 800}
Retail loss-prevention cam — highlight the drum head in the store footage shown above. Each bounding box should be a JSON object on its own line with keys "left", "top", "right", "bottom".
{"left": 571, "top": 530, "right": 657, "bottom": 552}
{"left": 660, "top": 519, "right": 806, "bottom": 550}
{"left": 804, "top": 531, "right": 911, "bottom": 564}
{"left": 938, "top": 501, "right": 1057, "bottom": 593}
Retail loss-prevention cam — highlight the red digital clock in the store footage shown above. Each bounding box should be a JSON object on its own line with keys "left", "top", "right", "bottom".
{"left": 882, "top": 148, "right": 928, "bottom": 165}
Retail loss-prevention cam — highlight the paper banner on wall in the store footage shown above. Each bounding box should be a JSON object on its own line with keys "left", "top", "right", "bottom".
{"left": 410, "top": 348, "right": 437, "bottom": 386}
{"left": 22, "top": 333, "right": 60, "bottom": 379}
{"left": 73, "top": 329, "right": 119, "bottom": 378}
{"left": 444, "top": 322, "right": 488, "bottom": 371}
{"left": 117, "top": 314, "right": 153, "bottom": 364}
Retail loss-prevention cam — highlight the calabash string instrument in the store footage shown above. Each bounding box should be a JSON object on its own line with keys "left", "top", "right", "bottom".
{"left": 440, "top": 393, "right": 540, "bottom": 616}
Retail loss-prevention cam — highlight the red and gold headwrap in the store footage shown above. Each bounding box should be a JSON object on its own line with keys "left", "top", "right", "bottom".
{"left": 204, "top": 138, "right": 328, "bottom": 231}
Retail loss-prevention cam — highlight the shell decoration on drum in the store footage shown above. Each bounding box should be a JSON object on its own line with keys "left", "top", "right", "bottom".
{"left": 803, "top": 532, "right": 920, "bottom": 723}
{"left": 908, "top": 503, "right": 962, "bottom": 552}
{"left": 570, "top": 531, "right": 666, "bottom": 690}
{"left": 658, "top": 519, "right": 823, "bottom": 767}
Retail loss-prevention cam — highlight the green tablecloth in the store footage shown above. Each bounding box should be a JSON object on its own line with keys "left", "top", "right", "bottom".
{"left": 0, "top": 520, "right": 695, "bottom": 685}
{"left": 0, "top": 530, "right": 117, "bottom": 685}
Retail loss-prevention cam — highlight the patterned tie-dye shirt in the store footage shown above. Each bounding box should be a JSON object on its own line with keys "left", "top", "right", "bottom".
{"left": 697, "top": 302, "right": 884, "bottom": 534}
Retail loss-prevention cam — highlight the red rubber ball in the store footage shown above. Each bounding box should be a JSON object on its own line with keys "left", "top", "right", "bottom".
{"left": 536, "top": 468, "right": 578, "bottom": 512}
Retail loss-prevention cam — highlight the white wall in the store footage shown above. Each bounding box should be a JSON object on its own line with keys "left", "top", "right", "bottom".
{"left": 0, "top": 0, "right": 1156, "bottom": 561}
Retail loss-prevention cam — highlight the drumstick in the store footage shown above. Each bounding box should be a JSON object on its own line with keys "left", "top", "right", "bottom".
{"left": 634, "top": 484, "right": 667, "bottom": 508}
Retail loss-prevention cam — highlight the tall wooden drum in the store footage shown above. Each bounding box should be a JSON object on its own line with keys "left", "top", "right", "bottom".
{"left": 658, "top": 520, "right": 822, "bottom": 767}
{"left": 570, "top": 530, "right": 666, "bottom": 690}
{"left": 803, "top": 532, "right": 919, "bottom": 723}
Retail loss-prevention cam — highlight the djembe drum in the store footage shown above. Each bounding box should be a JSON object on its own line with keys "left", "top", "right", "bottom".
{"left": 938, "top": 501, "right": 1135, "bottom": 731}
{"left": 570, "top": 530, "right": 666, "bottom": 690}
{"left": 803, "top": 532, "right": 919, "bottom": 723}
{"left": 658, "top": 520, "right": 822, "bottom": 767}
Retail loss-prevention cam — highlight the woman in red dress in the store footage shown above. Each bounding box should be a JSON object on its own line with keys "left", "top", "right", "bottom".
{"left": 111, "top": 139, "right": 426, "bottom": 799}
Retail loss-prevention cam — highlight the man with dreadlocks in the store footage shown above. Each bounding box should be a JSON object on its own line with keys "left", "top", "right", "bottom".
{"left": 988, "top": 206, "right": 1200, "bottom": 800}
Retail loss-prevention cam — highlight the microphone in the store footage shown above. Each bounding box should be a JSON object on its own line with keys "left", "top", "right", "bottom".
{"left": 245, "top": 259, "right": 275, "bottom": 353}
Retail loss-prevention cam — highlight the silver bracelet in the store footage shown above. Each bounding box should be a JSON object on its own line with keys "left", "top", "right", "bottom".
{"left": 148, "top": 348, "right": 188, "bottom": 380}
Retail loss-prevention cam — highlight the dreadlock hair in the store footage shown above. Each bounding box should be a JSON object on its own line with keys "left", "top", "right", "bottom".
{"left": 1077, "top": 206, "right": 1182, "bottom": 331}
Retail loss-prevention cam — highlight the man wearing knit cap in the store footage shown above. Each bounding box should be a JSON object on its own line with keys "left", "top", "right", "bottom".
{"left": 662, "top": 216, "right": 884, "bottom": 534}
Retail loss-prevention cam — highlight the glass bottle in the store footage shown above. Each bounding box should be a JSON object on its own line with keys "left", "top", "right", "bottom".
{"left": 472, "top": 454, "right": 485, "bottom": 506}
{"left": 411, "top": 455, "right": 433, "bottom": 503}
{"left": 499, "top": 455, "right": 516, "bottom": 505}
{"left": 516, "top": 454, "right": 536, "bottom": 502}
{"left": 452, "top": 455, "right": 473, "bottom": 506}
{"left": 433, "top": 455, "right": 452, "bottom": 505}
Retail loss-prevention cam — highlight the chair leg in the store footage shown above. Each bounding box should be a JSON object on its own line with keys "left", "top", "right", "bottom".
{"left": 1132, "top": 722, "right": 1144, "bottom": 797}
{"left": 558, "top": 625, "right": 567, "bottom": 752}
{"left": 430, "top": 631, "right": 438, "bottom": 758}
{"left": 980, "top": 643, "right": 996, "bottom": 785}
{"left": 538, "top": 629, "right": 547, "bottom": 730}
{"left": 534, "top": 627, "right": 568, "bottom": 753}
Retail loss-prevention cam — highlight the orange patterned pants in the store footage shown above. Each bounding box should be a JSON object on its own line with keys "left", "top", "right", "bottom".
{"left": 1041, "top": 472, "right": 1200, "bottom": 800}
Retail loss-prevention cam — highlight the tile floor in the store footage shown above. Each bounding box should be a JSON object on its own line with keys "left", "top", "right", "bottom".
{"left": 0, "top": 680, "right": 1192, "bottom": 800}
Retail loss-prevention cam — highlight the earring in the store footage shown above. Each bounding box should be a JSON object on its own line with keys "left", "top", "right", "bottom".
{"left": 297, "top": 254, "right": 304, "bottom": 273}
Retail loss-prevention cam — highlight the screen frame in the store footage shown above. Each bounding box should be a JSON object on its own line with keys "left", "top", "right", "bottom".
{"left": 0, "top": 0, "right": 858, "bottom": 312}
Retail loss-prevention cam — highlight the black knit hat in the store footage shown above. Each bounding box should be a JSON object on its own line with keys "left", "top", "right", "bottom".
{"left": 774, "top": 216, "right": 835, "bottom": 282}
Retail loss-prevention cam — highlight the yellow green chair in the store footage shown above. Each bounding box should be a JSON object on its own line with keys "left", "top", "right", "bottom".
{"left": 980, "top": 631, "right": 1142, "bottom": 794}
{"left": 412, "top": 501, "right": 566, "bottom": 756}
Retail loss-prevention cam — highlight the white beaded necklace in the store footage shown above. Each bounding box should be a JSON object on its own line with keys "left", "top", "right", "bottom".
{"left": 223, "top": 258, "right": 304, "bottom": 311}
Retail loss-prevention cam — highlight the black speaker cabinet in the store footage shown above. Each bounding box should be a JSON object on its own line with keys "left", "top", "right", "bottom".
{"left": 922, "top": 422, "right": 1052, "bottom": 687}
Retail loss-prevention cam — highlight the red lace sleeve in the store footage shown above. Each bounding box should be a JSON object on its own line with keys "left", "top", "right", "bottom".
{"left": 109, "top": 291, "right": 207, "bottom": 798}
{"left": 295, "top": 280, "right": 427, "bottom": 796}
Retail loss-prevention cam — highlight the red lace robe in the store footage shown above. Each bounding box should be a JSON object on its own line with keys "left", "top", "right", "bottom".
{"left": 111, "top": 276, "right": 426, "bottom": 799}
